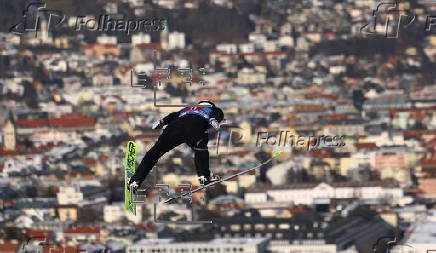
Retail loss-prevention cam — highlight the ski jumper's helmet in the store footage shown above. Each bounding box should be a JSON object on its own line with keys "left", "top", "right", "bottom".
{"left": 198, "top": 100, "right": 224, "bottom": 122}
{"left": 198, "top": 100, "right": 216, "bottom": 107}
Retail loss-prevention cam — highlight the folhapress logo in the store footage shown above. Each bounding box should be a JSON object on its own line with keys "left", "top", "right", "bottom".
{"left": 10, "top": 1, "right": 66, "bottom": 37}
{"left": 75, "top": 15, "right": 166, "bottom": 35}
{"left": 10, "top": 1, "right": 166, "bottom": 37}
{"left": 360, "top": 0, "right": 415, "bottom": 38}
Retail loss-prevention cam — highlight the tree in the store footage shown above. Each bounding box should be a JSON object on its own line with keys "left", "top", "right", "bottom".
{"left": 352, "top": 89, "right": 366, "bottom": 112}
{"left": 21, "top": 81, "right": 39, "bottom": 109}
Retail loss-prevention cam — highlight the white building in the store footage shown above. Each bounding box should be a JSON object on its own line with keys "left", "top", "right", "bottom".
{"left": 104, "top": 203, "right": 142, "bottom": 224}
{"left": 43, "top": 58, "right": 68, "bottom": 72}
{"left": 168, "top": 32, "right": 186, "bottom": 50}
{"left": 127, "top": 238, "right": 269, "bottom": 253}
{"left": 329, "top": 65, "right": 346, "bottom": 75}
{"left": 104, "top": 2, "right": 118, "bottom": 14}
{"left": 349, "top": 151, "right": 377, "bottom": 169}
{"left": 237, "top": 68, "right": 266, "bottom": 85}
{"left": 394, "top": 205, "right": 427, "bottom": 223}
{"left": 401, "top": 220, "right": 436, "bottom": 253}
{"left": 323, "top": 122, "right": 366, "bottom": 136}
{"left": 216, "top": 43, "right": 238, "bottom": 54}
{"left": 152, "top": 0, "right": 177, "bottom": 9}
{"left": 1, "top": 158, "right": 19, "bottom": 177}
{"left": 57, "top": 186, "right": 84, "bottom": 205}
{"left": 295, "top": 37, "right": 310, "bottom": 51}
{"left": 264, "top": 41, "right": 278, "bottom": 52}
{"left": 31, "top": 129, "right": 78, "bottom": 144}
{"left": 0, "top": 33, "right": 20, "bottom": 45}
{"left": 364, "top": 131, "right": 405, "bottom": 146}
{"left": 96, "top": 35, "right": 117, "bottom": 44}
{"left": 270, "top": 241, "right": 336, "bottom": 253}
{"left": 249, "top": 33, "right": 267, "bottom": 49}
{"left": 245, "top": 181, "right": 403, "bottom": 205}
{"left": 239, "top": 43, "right": 255, "bottom": 53}
{"left": 211, "top": 0, "right": 233, "bottom": 8}
{"left": 132, "top": 33, "right": 151, "bottom": 45}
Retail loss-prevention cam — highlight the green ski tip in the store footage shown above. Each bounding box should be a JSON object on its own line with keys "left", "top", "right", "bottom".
{"left": 272, "top": 149, "right": 284, "bottom": 158}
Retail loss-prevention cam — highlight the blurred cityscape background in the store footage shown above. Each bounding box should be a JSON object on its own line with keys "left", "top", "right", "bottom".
{"left": 1, "top": 0, "right": 436, "bottom": 252}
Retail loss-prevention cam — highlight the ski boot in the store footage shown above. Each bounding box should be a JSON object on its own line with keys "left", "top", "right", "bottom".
{"left": 198, "top": 173, "right": 221, "bottom": 186}
{"left": 127, "top": 177, "right": 140, "bottom": 195}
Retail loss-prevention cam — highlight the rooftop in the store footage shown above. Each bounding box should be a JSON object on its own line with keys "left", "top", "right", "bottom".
{"left": 405, "top": 221, "right": 436, "bottom": 244}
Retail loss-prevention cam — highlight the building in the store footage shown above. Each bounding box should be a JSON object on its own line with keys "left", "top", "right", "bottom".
{"left": 237, "top": 68, "right": 266, "bottom": 85}
{"left": 374, "top": 151, "right": 407, "bottom": 170}
{"left": 127, "top": 238, "right": 270, "bottom": 253}
{"left": 165, "top": 210, "right": 392, "bottom": 252}
{"left": 209, "top": 214, "right": 325, "bottom": 242}
{"left": 103, "top": 203, "right": 142, "bottom": 224}
{"left": 1, "top": 113, "right": 16, "bottom": 150}
{"left": 239, "top": 43, "right": 255, "bottom": 54}
{"left": 81, "top": 43, "right": 120, "bottom": 57}
{"left": 402, "top": 220, "right": 436, "bottom": 253}
{"left": 269, "top": 241, "right": 337, "bottom": 253}
{"left": 132, "top": 33, "right": 152, "bottom": 45}
{"left": 394, "top": 205, "right": 427, "bottom": 223}
{"left": 322, "top": 119, "right": 366, "bottom": 137}
{"left": 325, "top": 213, "right": 395, "bottom": 252}
{"left": 0, "top": 240, "right": 19, "bottom": 253}
{"left": 50, "top": 205, "right": 78, "bottom": 222}
{"left": 41, "top": 246, "right": 82, "bottom": 253}
{"left": 1, "top": 158, "right": 19, "bottom": 177}
{"left": 96, "top": 35, "right": 117, "bottom": 44}
{"left": 57, "top": 187, "right": 84, "bottom": 205}
{"left": 418, "top": 178, "right": 436, "bottom": 198}
{"left": 130, "top": 43, "right": 162, "bottom": 62}
{"left": 245, "top": 181, "right": 403, "bottom": 205}
{"left": 216, "top": 43, "right": 238, "bottom": 54}
{"left": 63, "top": 227, "right": 101, "bottom": 244}
{"left": 168, "top": 32, "right": 186, "bottom": 50}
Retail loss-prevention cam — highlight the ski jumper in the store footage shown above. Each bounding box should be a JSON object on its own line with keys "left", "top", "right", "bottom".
{"left": 131, "top": 106, "right": 224, "bottom": 184}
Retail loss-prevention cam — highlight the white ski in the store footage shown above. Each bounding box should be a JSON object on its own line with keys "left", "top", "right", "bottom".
{"left": 161, "top": 149, "right": 285, "bottom": 204}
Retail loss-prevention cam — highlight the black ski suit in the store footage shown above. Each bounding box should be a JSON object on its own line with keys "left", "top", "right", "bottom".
{"left": 131, "top": 106, "right": 224, "bottom": 184}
